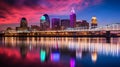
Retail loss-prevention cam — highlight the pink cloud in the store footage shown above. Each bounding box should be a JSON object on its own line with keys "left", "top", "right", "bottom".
{"left": 0, "top": 0, "right": 102, "bottom": 25}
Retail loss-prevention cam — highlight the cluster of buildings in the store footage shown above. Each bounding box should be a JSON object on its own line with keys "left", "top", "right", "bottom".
{"left": 6, "top": 8, "right": 98, "bottom": 32}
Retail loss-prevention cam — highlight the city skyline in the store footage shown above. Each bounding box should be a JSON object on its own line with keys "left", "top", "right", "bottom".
{"left": 0, "top": 0, "right": 120, "bottom": 30}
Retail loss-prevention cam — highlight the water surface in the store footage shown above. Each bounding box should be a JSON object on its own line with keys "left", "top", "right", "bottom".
{"left": 0, "top": 37, "right": 120, "bottom": 67}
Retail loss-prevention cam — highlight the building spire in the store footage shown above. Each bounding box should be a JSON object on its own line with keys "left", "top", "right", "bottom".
{"left": 71, "top": 7, "right": 75, "bottom": 14}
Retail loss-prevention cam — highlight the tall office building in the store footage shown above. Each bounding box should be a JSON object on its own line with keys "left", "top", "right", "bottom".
{"left": 52, "top": 18, "right": 60, "bottom": 30}
{"left": 40, "top": 15, "right": 46, "bottom": 30}
{"left": 16, "top": 17, "right": 29, "bottom": 31}
{"left": 20, "top": 17, "right": 28, "bottom": 28}
{"left": 61, "top": 19, "right": 70, "bottom": 29}
{"left": 76, "top": 20, "right": 89, "bottom": 29}
{"left": 43, "top": 14, "right": 50, "bottom": 27}
{"left": 40, "top": 14, "right": 50, "bottom": 30}
{"left": 91, "top": 16, "right": 98, "bottom": 28}
{"left": 70, "top": 8, "right": 76, "bottom": 28}
{"left": 81, "top": 20, "right": 89, "bottom": 29}
{"left": 31, "top": 25, "right": 40, "bottom": 31}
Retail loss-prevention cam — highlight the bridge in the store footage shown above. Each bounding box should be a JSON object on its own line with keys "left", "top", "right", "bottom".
{"left": 2, "top": 23, "right": 120, "bottom": 37}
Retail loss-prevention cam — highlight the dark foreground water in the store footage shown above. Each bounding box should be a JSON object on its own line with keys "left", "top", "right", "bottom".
{"left": 0, "top": 37, "right": 120, "bottom": 67}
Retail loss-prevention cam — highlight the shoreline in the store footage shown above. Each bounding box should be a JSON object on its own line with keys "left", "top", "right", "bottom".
{"left": 0, "top": 35, "right": 119, "bottom": 38}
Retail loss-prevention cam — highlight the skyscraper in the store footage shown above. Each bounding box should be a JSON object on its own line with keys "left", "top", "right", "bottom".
{"left": 43, "top": 14, "right": 50, "bottom": 28}
{"left": 91, "top": 16, "right": 98, "bottom": 29}
{"left": 81, "top": 20, "right": 89, "bottom": 29}
{"left": 76, "top": 20, "right": 89, "bottom": 29}
{"left": 70, "top": 8, "right": 76, "bottom": 28}
{"left": 31, "top": 25, "right": 40, "bottom": 31}
{"left": 16, "top": 17, "right": 29, "bottom": 31}
{"left": 52, "top": 18, "right": 60, "bottom": 30}
{"left": 40, "top": 14, "right": 50, "bottom": 30}
{"left": 40, "top": 15, "right": 46, "bottom": 30}
{"left": 20, "top": 17, "right": 28, "bottom": 28}
{"left": 61, "top": 19, "right": 70, "bottom": 29}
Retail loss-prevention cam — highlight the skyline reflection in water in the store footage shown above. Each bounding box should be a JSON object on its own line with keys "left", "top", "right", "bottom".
{"left": 0, "top": 37, "right": 120, "bottom": 67}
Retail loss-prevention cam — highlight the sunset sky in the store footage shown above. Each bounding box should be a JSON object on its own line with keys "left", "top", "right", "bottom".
{"left": 0, "top": 0, "right": 120, "bottom": 30}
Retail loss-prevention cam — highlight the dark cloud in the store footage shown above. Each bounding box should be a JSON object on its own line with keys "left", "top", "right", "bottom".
{"left": 24, "top": 0, "right": 40, "bottom": 7}
{"left": 0, "top": 0, "right": 41, "bottom": 9}
{"left": 0, "top": 7, "right": 13, "bottom": 15}
{"left": 0, "top": 15, "right": 6, "bottom": 18}
{"left": 2, "top": 0, "right": 17, "bottom": 6}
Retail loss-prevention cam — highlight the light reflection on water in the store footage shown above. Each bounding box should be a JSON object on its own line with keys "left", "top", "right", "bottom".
{"left": 0, "top": 37, "right": 120, "bottom": 67}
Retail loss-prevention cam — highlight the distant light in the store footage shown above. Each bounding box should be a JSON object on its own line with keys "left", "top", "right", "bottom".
{"left": 70, "top": 58, "right": 75, "bottom": 67}
{"left": 40, "top": 49, "right": 46, "bottom": 62}
{"left": 50, "top": 51, "right": 60, "bottom": 62}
